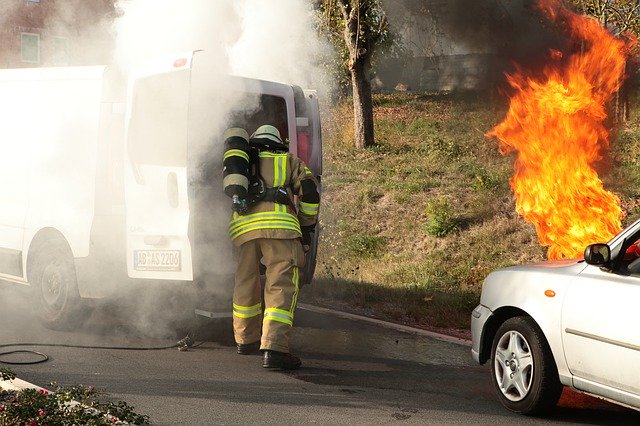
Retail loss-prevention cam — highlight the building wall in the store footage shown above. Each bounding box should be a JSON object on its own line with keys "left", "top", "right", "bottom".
{"left": 377, "top": 0, "right": 525, "bottom": 92}
{"left": 0, "top": 0, "right": 114, "bottom": 68}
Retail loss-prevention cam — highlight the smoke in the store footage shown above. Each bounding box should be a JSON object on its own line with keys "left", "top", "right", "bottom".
{"left": 106, "top": 0, "right": 332, "bottom": 337}
{"left": 458, "top": 0, "right": 569, "bottom": 76}
{"left": 386, "top": 0, "right": 570, "bottom": 91}
{"left": 0, "top": 0, "right": 332, "bottom": 339}
{"left": 228, "top": 0, "right": 331, "bottom": 89}
{"left": 113, "top": 0, "right": 239, "bottom": 75}
{"left": 113, "top": 0, "right": 331, "bottom": 90}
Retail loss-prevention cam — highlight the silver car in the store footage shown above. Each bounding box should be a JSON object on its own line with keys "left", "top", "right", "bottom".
{"left": 471, "top": 218, "right": 640, "bottom": 415}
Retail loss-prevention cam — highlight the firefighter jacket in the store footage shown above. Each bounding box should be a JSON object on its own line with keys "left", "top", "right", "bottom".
{"left": 228, "top": 150, "right": 320, "bottom": 246}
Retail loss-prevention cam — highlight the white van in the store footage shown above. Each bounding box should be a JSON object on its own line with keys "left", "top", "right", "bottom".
{"left": 0, "top": 51, "right": 322, "bottom": 329}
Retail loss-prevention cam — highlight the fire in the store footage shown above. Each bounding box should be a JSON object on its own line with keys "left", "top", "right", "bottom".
{"left": 486, "top": 0, "right": 634, "bottom": 260}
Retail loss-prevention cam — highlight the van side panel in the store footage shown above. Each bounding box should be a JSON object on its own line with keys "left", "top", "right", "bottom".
{"left": 0, "top": 67, "right": 105, "bottom": 281}
{"left": 0, "top": 71, "right": 31, "bottom": 277}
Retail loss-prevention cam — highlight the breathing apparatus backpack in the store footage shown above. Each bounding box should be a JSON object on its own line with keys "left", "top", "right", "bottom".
{"left": 222, "top": 128, "right": 292, "bottom": 215}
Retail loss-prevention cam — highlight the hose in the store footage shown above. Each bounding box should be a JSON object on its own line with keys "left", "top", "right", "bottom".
{"left": 0, "top": 332, "right": 200, "bottom": 366}
{"left": 0, "top": 350, "right": 49, "bottom": 365}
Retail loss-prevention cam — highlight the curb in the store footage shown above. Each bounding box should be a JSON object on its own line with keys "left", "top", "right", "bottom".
{"left": 0, "top": 376, "right": 47, "bottom": 393}
{"left": 298, "top": 303, "right": 472, "bottom": 347}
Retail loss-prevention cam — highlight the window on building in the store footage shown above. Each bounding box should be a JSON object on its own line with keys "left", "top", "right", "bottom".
{"left": 21, "top": 33, "right": 40, "bottom": 63}
{"left": 52, "top": 37, "right": 69, "bottom": 65}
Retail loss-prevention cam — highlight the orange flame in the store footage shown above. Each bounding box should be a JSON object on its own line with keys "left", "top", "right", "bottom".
{"left": 486, "top": 0, "right": 633, "bottom": 260}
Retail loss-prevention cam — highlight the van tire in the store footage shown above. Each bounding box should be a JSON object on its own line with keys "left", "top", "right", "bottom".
{"left": 301, "top": 221, "right": 320, "bottom": 286}
{"left": 32, "top": 240, "right": 81, "bottom": 330}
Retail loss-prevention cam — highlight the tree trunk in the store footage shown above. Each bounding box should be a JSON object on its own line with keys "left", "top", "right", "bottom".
{"left": 351, "top": 57, "right": 375, "bottom": 149}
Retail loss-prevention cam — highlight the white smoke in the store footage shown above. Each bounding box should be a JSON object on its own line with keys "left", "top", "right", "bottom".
{"left": 0, "top": 0, "right": 333, "bottom": 339}
{"left": 108, "top": 0, "right": 333, "bottom": 336}
{"left": 114, "top": 0, "right": 331, "bottom": 92}
{"left": 113, "top": 0, "right": 239, "bottom": 75}
{"left": 228, "top": 0, "right": 331, "bottom": 89}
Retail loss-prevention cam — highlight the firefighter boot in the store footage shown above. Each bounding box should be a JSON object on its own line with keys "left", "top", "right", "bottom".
{"left": 236, "top": 341, "right": 260, "bottom": 355}
{"left": 262, "top": 350, "right": 302, "bottom": 370}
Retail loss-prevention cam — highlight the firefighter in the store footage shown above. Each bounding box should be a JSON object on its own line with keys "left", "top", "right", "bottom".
{"left": 223, "top": 124, "right": 319, "bottom": 370}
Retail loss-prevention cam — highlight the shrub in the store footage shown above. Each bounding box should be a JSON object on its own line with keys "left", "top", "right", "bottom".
{"left": 344, "top": 234, "right": 386, "bottom": 258}
{"left": 424, "top": 198, "right": 458, "bottom": 237}
{"left": 0, "top": 370, "right": 149, "bottom": 425}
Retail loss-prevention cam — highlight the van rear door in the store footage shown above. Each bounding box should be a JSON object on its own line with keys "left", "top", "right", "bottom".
{"left": 123, "top": 56, "right": 194, "bottom": 280}
{"left": 294, "top": 88, "right": 322, "bottom": 285}
{"left": 297, "top": 90, "right": 322, "bottom": 178}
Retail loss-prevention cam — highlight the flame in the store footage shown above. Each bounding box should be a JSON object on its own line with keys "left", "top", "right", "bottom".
{"left": 486, "top": 0, "right": 634, "bottom": 260}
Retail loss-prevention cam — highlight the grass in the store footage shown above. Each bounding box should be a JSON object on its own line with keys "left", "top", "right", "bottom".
{"left": 301, "top": 91, "right": 639, "bottom": 334}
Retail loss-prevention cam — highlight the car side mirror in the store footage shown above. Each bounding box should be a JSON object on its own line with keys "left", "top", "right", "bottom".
{"left": 584, "top": 243, "right": 611, "bottom": 266}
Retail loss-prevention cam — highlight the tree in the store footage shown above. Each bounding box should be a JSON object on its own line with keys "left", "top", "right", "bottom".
{"left": 317, "top": 0, "right": 392, "bottom": 149}
{"left": 568, "top": 0, "right": 640, "bottom": 121}
{"left": 569, "top": 0, "right": 640, "bottom": 35}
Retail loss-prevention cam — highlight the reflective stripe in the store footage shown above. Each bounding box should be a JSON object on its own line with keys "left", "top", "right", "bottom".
{"left": 230, "top": 221, "right": 301, "bottom": 240}
{"left": 229, "top": 211, "right": 301, "bottom": 240}
{"left": 264, "top": 308, "right": 293, "bottom": 326}
{"left": 299, "top": 201, "right": 319, "bottom": 216}
{"left": 259, "top": 152, "right": 287, "bottom": 187}
{"left": 274, "top": 155, "right": 286, "bottom": 186}
{"left": 259, "top": 152, "right": 284, "bottom": 158}
{"left": 224, "top": 149, "right": 249, "bottom": 162}
{"left": 290, "top": 267, "right": 299, "bottom": 312}
{"left": 233, "top": 302, "right": 263, "bottom": 319}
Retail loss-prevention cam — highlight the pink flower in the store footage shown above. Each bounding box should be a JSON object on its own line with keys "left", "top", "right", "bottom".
{"left": 0, "top": 404, "right": 5, "bottom": 412}
{"left": 39, "top": 409, "right": 45, "bottom": 416}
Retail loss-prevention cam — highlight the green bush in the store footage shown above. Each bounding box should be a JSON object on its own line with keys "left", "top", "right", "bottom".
{"left": 344, "top": 234, "right": 386, "bottom": 257}
{"left": 424, "top": 198, "right": 458, "bottom": 237}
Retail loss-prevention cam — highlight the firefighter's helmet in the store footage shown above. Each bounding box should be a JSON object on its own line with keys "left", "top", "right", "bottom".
{"left": 251, "top": 124, "right": 286, "bottom": 146}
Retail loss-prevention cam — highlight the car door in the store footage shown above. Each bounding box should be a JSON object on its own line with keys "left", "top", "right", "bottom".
{"left": 123, "top": 58, "right": 193, "bottom": 281}
{"left": 562, "top": 264, "right": 640, "bottom": 398}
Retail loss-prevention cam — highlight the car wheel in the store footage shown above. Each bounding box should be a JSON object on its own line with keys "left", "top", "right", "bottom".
{"left": 33, "top": 240, "right": 81, "bottom": 330}
{"left": 490, "top": 316, "right": 562, "bottom": 415}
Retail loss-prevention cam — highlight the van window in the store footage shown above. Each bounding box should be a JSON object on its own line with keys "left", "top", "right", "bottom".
{"left": 128, "top": 71, "right": 189, "bottom": 166}
{"left": 227, "top": 94, "right": 288, "bottom": 143}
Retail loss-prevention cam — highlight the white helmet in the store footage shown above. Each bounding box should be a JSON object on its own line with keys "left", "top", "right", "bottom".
{"left": 251, "top": 124, "right": 285, "bottom": 146}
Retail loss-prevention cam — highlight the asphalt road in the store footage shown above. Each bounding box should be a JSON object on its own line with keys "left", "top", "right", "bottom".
{"left": 1, "top": 283, "right": 639, "bottom": 425}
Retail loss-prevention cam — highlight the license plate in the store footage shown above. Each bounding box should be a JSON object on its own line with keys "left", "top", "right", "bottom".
{"left": 134, "top": 250, "right": 181, "bottom": 271}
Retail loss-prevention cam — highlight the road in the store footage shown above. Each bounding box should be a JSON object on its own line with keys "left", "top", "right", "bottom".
{"left": 1, "top": 284, "right": 638, "bottom": 425}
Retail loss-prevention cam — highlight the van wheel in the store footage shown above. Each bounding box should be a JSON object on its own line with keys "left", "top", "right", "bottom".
{"left": 33, "top": 240, "right": 81, "bottom": 330}
{"left": 301, "top": 222, "right": 320, "bottom": 286}
{"left": 490, "top": 316, "right": 562, "bottom": 415}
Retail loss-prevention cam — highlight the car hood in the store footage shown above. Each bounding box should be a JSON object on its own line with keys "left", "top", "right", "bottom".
{"left": 501, "top": 258, "right": 585, "bottom": 272}
{"left": 480, "top": 258, "right": 589, "bottom": 309}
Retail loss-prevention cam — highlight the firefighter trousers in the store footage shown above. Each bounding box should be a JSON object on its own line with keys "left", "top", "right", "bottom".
{"left": 232, "top": 237, "right": 305, "bottom": 353}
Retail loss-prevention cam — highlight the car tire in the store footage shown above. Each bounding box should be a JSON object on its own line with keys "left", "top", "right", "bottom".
{"left": 32, "top": 240, "right": 82, "bottom": 330}
{"left": 490, "top": 316, "right": 563, "bottom": 415}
